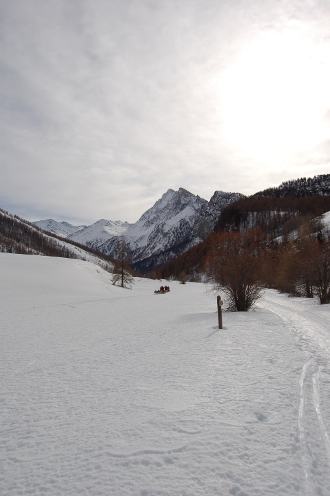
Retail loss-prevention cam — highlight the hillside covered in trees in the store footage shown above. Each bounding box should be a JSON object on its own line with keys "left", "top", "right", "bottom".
{"left": 157, "top": 175, "right": 330, "bottom": 307}
{"left": 255, "top": 174, "right": 330, "bottom": 198}
{"left": 215, "top": 174, "right": 330, "bottom": 235}
{"left": 214, "top": 195, "right": 330, "bottom": 238}
{"left": 0, "top": 208, "right": 113, "bottom": 270}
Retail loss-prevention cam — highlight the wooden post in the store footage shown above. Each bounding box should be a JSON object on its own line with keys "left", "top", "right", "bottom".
{"left": 217, "top": 295, "right": 223, "bottom": 330}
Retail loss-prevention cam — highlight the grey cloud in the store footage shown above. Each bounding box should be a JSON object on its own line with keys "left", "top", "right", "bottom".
{"left": 1, "top": 0, "right": 330, "bottom": 223}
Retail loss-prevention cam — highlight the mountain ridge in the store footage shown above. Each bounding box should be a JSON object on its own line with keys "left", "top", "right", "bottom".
{"left": 34, "top": 187, "right": 243, "bottom": 271}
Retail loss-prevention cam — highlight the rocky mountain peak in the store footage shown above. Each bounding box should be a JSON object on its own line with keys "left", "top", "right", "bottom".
{"left": 208, "top": 191, "right": 244, "bottom": 214}
{"left": 34, "top": 187, "right": 244, "bottom": 272}
{"left": 138, "top": 188, "right": 207, "bottom": 227}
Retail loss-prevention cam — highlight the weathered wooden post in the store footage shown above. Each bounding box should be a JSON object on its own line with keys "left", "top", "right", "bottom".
{"left": 217, "top": 295, "right": 223, "bottom": 330}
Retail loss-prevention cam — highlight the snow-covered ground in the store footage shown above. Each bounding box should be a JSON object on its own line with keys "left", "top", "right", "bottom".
{"left": 1, "top": 254, "right": 330, "bottom": 496}
{"left": 322, "top": 211, "right": 330, "bottom": 237}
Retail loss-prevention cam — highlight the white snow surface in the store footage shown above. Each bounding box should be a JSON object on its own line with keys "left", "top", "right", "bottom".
{"left": 322, "top": 211, "right": 330, "bottom": 233}
{"left": 69, "top": 219, "right": 130, "bottom": 245}
{"left": 1, "top": 254, "right": 330, "bottom": 495}
{"left": 47, "top": 235, "right": 113, "bottom": 272}
{"left": 34, "top": 219, "right": 86, "bottom": 237}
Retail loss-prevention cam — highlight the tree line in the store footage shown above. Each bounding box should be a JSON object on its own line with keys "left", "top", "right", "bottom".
{"left": 156, "top": 217, "right": 330, "bottom": 310}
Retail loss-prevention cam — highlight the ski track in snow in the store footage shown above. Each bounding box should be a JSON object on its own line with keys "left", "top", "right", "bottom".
{"left": 298, "top": 358, "right": 313, "bottom": 494}
{"left": 312, "top": 367, "right": 330, "bottom": 465}
{"left": 259, "top": 293, "right": 330, "bottom": 496}
{"left": 1, "top": 255, "right": 330, "bottom": 495}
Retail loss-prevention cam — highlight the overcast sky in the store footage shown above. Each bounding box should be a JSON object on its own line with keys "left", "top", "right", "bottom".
{"left": 1, "top": 0, "right": 330, "bottom": 224}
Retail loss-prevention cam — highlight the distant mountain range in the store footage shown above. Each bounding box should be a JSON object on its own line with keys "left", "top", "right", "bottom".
{"left": 3, "top": 174, "right": 329, "bottom": 275}
{"left": 35, "top": 188, "right": 243, "bottom": 271}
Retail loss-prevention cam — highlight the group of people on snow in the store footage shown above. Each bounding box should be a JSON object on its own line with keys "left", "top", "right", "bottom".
{"left": 154, "top": 285, "right": 170, "bottom": 294}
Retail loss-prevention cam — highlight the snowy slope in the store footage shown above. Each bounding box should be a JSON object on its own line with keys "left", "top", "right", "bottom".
{"left": 1, "top": 254, "right": 330, "bottom": 495}
{"left": 69, "top": 218, "right": 129, "bottom": 246}
{"left": 34, "top": 219, "right": 86, "bottom": 237}
{"left": 45, "top": 234, "right": 113, "bottom": 271}
{"left": 321, "top": 211, "right": 330, "bottom": 236}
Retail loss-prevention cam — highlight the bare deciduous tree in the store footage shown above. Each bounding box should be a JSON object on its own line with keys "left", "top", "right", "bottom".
{"left": 112, "top": 239, "right": 133, "bottom": 288}
{"left": 313, "top": 241, "right": 330, "bottom": 304}
{"left": 178, "top": 271, "right": 188, "bottom": 284}
{"left": 206, "top": 230, "right": 263, "bottom": 311}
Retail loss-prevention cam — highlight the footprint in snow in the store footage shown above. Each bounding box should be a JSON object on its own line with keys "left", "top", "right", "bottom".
{"left": 254, "top": 412, "right": 268, "bottom": 422}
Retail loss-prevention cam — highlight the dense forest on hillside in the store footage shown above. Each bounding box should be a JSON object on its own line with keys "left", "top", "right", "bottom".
{"left": 214, "top": 195, "right": 330, "bottom": 237}
{"left": 0, "top": 209, "right": 75, "bottom": 257}
{"left": 157, "top": 175, "right": 330, "bottom": 307}
{"left": 255, "top": 174, "right": 330, "bottom": 197}
{"left": 0, "top": 209, "right": 113, "bottom": 265}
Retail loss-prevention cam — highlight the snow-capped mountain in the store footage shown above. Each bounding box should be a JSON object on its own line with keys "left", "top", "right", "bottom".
{"left": 68, "top": 219, "right": 130, "bottom": 247}
{"left": 120, "top": 188, "right": 208, "bottom": 268}
{"left": 34, "top": 219, "right": 86, "bottom": 237}
{"left": 97, "top": 188, "right": 242, "bottom": 270}
{"left": 34, "top": 188, "right": 242, "bottom": 271}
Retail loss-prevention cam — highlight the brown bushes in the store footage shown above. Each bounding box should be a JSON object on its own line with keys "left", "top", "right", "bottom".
{"left": 206, "top": 230, "right": 263, "bottom": 311}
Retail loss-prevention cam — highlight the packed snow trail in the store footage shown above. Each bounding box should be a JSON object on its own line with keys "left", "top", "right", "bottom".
{"left": 260, "top": 292, "right": 330, "bottom": 496}
{"left": 1, "top": 254, "right": 330, "bottom": 495}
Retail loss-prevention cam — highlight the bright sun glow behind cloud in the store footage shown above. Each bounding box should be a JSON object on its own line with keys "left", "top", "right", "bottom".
{"left": 1, "top": 2, "right": 330, "bottom": 222}
{"left": 218, "top": 26, "right": 330, "bottom": 164}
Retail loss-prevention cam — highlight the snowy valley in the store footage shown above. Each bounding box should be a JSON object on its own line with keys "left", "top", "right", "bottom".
{"left": 1, "top": 253, "right": 330, "bottom": 495}
{"left": 2, "top": 0, "right": 330, "bottom": 493}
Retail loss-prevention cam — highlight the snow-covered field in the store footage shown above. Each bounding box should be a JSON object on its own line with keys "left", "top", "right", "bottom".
{"left": 1, "top": 254, "right": 330, "bottom": 496}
